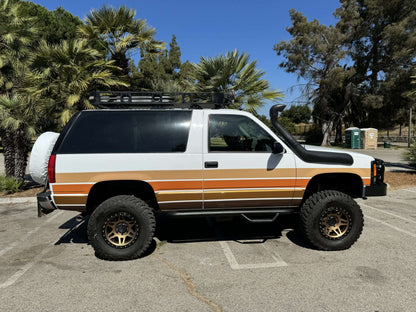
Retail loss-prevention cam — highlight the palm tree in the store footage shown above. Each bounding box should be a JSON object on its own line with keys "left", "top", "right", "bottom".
{"left": 0, "top": 0, "right": 36, "bottom": 96}
{"left": 192, "top": 50, "right": 283, "bottom": 113}
{"left": 78, "top": 5, "right": 165, "bottom": 77}
{"left": 0, "top": 0, "right": 37, "bottom": 180}
{"left": 26, "top": 39, "right": 128, "bottom": 126}
{"left": 0, "top": 95, "right": 36, "bottom": 180}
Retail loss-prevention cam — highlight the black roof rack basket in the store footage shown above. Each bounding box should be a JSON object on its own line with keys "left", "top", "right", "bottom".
{"left": 88, "top": 91, "right": 234, "bottom": 109}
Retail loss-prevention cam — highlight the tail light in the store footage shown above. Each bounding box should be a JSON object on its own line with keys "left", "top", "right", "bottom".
{"left": 48, "top": 154, "right": 56, "bottom": 183}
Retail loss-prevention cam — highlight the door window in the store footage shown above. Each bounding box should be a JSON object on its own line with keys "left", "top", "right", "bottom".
{"left": 209, "top": 114, "right": 275, "bottom": 152}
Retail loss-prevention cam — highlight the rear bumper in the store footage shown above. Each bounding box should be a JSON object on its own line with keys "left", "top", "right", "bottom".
{"left": 364, "top": 183, "right": 387, "bottom": 197}
{"left": 37, "top": 191, "right": 56, "bottom": 217}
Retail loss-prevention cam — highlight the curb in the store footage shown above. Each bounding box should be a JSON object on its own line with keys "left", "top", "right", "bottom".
{"left": 0, "top": 197, "right": 37, "bottom": 204}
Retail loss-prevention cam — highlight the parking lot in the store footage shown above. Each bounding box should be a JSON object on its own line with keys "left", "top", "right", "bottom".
{"left": 1, "top": 187, "right": 416, "bottom": 312}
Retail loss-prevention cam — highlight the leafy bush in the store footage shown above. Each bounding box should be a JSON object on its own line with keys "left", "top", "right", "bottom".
{"left": 0, "top": 175, "right": 23, "bottom": 193}
{"left": 278, "top": 117, "right": 296, "bottom": 134}
{"left": 403, "top": 140, "right": 416, "bottom": 167}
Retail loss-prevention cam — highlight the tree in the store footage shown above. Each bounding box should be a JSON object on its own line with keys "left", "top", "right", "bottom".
{"left": 78, "top": 5, "right": 165, "bottom": 78}
{"left": 192, "top": 50, "right": 283, "bottom": 113}
{"left": 18, "top": 2, "right": 82, "bottom": 44}
{"left": 0, "top": 95, "right": 36, "bottom": 180}
{"left": 0, "top": 0, "right": 36, "bottom": 96}
{"left": 132, "top": 35, "right": 183, "bottom": 90}
{"left": 0, "top": 0, "right": 37, "bottom": 180}
{"left": 274, "top": 9, "right": 354, "bottom": 145}
{"left": 335, "top": 0, "right": 416, "bottom": 128}
{"left": 25, "top": 39, "right": 128, "bottom": 127}
{"left": 280, "top": 105, "right": 312, "bottom": 124}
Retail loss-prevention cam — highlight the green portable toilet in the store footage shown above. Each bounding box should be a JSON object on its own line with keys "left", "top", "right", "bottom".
{"left": 345, "top": 127, "right": 361, "bottom": 149}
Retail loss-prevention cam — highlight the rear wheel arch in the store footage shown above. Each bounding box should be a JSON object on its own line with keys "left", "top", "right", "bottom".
{"left": 86, "top": 180, "right": 158, "bottom": 214}
{"left": 302, "top": 173, "right": 364, "bottom": 202}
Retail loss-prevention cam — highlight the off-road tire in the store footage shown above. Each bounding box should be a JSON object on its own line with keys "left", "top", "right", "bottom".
{"left": 88, "top": 195, "right": 156, "bottom": 260}
{"left": 300, "top": 190, "right": 364, "bottom": 251}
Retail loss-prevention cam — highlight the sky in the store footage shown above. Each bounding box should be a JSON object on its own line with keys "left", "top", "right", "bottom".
{"left": 31, "top": 0, "right": 340, "bottom": 115}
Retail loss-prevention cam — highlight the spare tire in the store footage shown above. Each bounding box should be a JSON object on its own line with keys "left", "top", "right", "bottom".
{"left": 29, "top": 132, "right": 59, "bottom": 185}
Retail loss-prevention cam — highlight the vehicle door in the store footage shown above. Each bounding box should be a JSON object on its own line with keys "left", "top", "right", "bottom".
{"left": 202, "top": 111, "right": 298, "bottom": 209}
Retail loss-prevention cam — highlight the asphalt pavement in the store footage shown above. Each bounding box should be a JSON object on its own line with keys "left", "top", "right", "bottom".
{"left": 1, "top": 187, "right": 415, "bottom": 311}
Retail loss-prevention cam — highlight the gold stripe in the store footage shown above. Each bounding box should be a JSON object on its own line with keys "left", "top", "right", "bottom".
{"left": 297, "top": 168, "right": 370, "bottom": 178}
{"left": 56, "top": 170, "right": 202, "bottom": 183}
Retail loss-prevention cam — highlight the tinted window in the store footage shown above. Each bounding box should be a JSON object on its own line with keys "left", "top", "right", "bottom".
{"left": 209, "top": 114, "right": 275, "bottom": 152}
{"left": 59, "top": 110, "right": 192, "bottom": 153}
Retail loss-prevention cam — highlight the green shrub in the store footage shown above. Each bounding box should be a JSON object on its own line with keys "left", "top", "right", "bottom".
{"left": 278, "top": 117, "right": 296, "bottom": 134}
{"left": 0, "top": 175, "right": 23, "bottom": 193}
{"left": 403, "top": 140, "right": 416, "bottom": 167}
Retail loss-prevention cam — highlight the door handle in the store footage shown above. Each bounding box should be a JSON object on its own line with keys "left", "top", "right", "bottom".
{"left": 205, "top": 161, "right": 218, "bottom": 168}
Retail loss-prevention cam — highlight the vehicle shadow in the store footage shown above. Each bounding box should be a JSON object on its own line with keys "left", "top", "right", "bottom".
{"left": 155, "top": 214, "right": 310, "bottom": 247}
{"left": 53, "top": 214, "right": 313, "bottom": 255}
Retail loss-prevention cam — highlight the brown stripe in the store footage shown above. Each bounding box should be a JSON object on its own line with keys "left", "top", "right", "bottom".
{"left": 204, "top": 189, "right": 295, "bottom": 200}
{"left": 156, "top": 192, "right": 202, "bottom": 202}
{"left": 54, "top": 196, "right": 87, "bottom": 205}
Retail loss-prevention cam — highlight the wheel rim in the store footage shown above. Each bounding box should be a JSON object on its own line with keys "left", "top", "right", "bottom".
{"left": 103, "top": 212, "right": 139, "bottom": 248}
{"left": 319, "top": 207, "right": 351, "bottom": 240}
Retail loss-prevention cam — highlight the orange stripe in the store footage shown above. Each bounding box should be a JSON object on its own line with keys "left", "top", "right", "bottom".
{"left": 363, "top": 178, "right": 371, "bottom": 186}
{"left": 149, "top": 181, "right": 203, "bottom": 191}
{"left": 52, "top": 184, "right": 92, "bottom": 195}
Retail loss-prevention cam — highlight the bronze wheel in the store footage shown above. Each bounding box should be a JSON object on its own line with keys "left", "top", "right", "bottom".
{"left": 88, "top": 195, "right": 156, "bottom": 260}
{"left": 103, "top": 212, "right": 139, "bottom": 248}
{"left": 319, "top": 208, "right": 351, "bottom": 240}
{"left": 300, "top": 190, "right": 363, "bottom": 251}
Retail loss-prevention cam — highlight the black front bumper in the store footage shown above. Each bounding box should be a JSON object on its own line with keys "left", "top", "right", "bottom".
{"left": 364, "top": 183, "right": 387, "bottom": 197}
{"left": 37, "top": 191, "right": 56, "bottom": 217}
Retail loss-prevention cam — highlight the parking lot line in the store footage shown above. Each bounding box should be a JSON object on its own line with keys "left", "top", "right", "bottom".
{"left": 365, "top": 215, "right": 416, "bottom": 238}
{"left": 361, "top": 203, "right": 416, "bottom": 224}
{"left": 219, "top": 241, "right": 287, "bottom": 270}
{"left": 0, "top": 227, "right": 40, "bottom": 257}
{"left": 0, "top": 246, "right": 52, "bottom": 289}
{"left": 0, "top": 211, "right": 64, "bottom": 257}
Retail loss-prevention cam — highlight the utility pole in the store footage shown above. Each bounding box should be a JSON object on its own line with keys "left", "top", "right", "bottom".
{"left": 409, "top": 107, "right": 413, "bottom": 148}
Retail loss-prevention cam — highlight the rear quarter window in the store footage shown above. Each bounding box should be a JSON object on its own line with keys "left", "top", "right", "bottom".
{"left": 57, "top": 110, "right": 192, "bottom": 154}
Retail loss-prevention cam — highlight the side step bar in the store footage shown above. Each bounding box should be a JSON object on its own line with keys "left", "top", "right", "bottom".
{"left": 160, "top": 208, "right": 297, "bottom": 222}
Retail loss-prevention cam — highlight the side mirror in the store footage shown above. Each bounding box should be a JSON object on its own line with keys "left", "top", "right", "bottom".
{"left": 272, "top": 142, "right": 284, "bottom": 154}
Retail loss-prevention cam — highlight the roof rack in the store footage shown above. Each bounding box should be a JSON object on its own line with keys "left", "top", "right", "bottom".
{"left": 88, "top": 91, "right": 235, "bottom": 109}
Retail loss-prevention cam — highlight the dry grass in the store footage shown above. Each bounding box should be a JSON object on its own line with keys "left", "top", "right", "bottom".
{"left": 385, "top": 171, "right": 416, "bottom": 190}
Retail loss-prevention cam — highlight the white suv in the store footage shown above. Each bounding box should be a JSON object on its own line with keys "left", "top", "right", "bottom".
{"left": 30, "top": 92, "right": 386, "bottom": 260}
